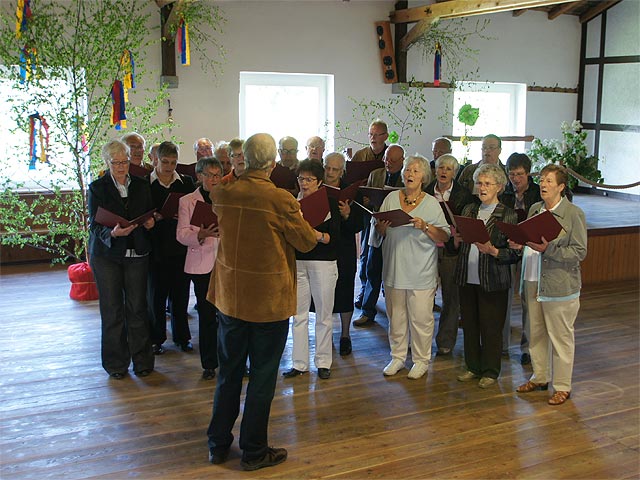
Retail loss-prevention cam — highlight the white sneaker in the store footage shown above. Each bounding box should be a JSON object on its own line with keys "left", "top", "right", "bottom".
{"left": 383, "top": 359, "right": 405, "bottom": 376}
{"left": 407, "top": 362, "right": 429, "bottom": 379}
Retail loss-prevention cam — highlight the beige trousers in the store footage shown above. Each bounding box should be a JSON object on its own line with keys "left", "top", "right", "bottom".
{"left": 385, "top": 287, "right": 436, "bottom": 364}
{"left": 525, "top": 281, "right": 580, "bottom": 392}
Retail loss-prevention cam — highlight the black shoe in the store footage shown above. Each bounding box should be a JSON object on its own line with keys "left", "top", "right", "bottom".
{"left": 135, "top": 369, "right": 153, "bottom": 377}
{"left": 339, "top": 337, "right": 352, "bottom": 356}
{"left": 177, "top": 341, "right": 194, "bottom": 352}
{"left": 209, "top": 447, "right": 230, "bottom": 465}
{"left": 241, "top": 447, "right": 288, "bottom": 471}
{"left": 152, "top": 344, "right": 165, "bottom": 355}
{"left": 520, "top": 353, "right": 531, "bottom": 365}
{"left": 109, "top": 372, "right": 126, "bottom": 380}
{"left": 282, "top": 368, "right": 306, "bottom": 378}
{"left": 202, "top": 369, "right": 216, "bottom": 380}
{"left": 318, "top": 368, "right": 331, "bottom": 380}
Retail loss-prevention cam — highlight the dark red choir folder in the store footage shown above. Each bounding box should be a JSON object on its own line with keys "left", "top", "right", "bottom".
{"left": 325, "top": 179, "right": 366, "bottom": 203}
{"left": 358, "top": 186, "right": 400, "bottom": 210}
{"left": 299, "top": 187, "right": 330, "bottom": 228}
{"left": 343, "top": 159, "right": 384, "bottom": 184}
{"left": 95, "top": 206, "right": 156, "bottom": 228}
{"left": 159, "top": 192, "right": 185, "bottom": 219}
{"left": 453, "top": 215, "right": 490, "bottom": 244}
{"left": 496, "top": 210, "right": 563, "bottom": 245}
{"left": 353, "top": 201, "right": 413, "bottom": 228}
{"left": 175, "top": 163, "right": 197, "bottom": 179}
{"left": 190, "top": 201, "right": 218, "bottom": 228}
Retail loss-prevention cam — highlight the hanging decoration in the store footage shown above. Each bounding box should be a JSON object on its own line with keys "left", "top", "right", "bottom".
{"left": 15, "top": 0, "right": 32, "bottom": 38}
{"left": 110, "top": 80, "right": 127, "bottom": 130}
{"left": 28, "top": 112, "right": 50, "bottom": 170}
{"left": 120, "top": 49, "right": 136, "bottom": 101}
{"left": 19, "top": 44, "right": 37, "bottom": 83}
{"left": 176, "top": 18, "right": 191, "bottom": 66}
{"left": 433, "top": 42, "right": 442, "bottom": 87}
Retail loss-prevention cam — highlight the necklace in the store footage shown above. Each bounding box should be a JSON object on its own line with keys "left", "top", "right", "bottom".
{"left": 403, "top": 190, "right": 423, "bottom": 206}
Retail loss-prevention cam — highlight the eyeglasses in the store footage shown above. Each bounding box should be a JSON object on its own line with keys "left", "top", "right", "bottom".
{"left": 475, "top": 181, "right": 498, "bottom": 188}
{"left": 368, "top": 132, "right": 387, "bottom": 139}
{"left": 297, "top": 176, "right": 317, "bottom": 183}
{"left": 201, "top": 172, "right": 222, "bottom": 179}
{"left": 481, "top": 146, "right": 500, "bottom": 152}
{"left": 128, "top": 145, "right": 144, "bottom": 151}
{"left": 280, "top": 149, "right": 298, "bottom": 155}
{"left": 110, "top": 160, "right": 129, "bottom": 167}
{"left": 307, "top": 145, "right": 323, "bottom": 150}
{"left": 230, "top": 152, "right": 243, "bottom": 158}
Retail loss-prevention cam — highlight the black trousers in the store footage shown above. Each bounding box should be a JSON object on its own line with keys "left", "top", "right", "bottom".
{"left": 459, "top": 284, "right": 508, "bottom": 379}
{"left": 148, "top": 256, "right": 191, "bottom": 346}
{"left": 190, "top": 272, "right": 218, "bottom": 370}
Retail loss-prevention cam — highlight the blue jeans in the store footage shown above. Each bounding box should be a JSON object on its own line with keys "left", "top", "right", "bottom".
{"left": 90, "top": 254, "right": 154, "bottom": 375}
{"left": 361, "top": 245, "right": 383, "bottom": 319}
{"left": 207, "top": 313, "right": 289, "bottom": 461}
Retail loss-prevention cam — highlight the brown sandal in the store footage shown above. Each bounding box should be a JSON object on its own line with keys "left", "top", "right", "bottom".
{"left": 548, "top": 390, "right": 571, "bottom": 405}
{"left": 516, "top": 381, "right": 549, "bottom": 393}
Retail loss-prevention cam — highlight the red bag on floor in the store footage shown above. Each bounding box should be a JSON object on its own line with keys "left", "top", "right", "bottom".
{"left": 68, "top": 262, "right": 99, "bottom": 301}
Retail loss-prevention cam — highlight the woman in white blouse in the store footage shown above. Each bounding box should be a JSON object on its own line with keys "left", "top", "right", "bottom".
{"left": 374, "top": 155, "right": 450, "bottom": 379}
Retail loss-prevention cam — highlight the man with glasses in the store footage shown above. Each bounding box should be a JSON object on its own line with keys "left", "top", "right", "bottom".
{"left": 221, "top": 138, "right": 246, "bottom": 184}
{"left": 305, "top": 136, "right": 325, "bottom": 163}
{"left": 457, "top": 134, "right": 506, "bottom": 195}
{"left": 122, "top": 132, "right": 153, "bottom": 171}
{"left": 277, "top": 136, "right": 299, "bottom": 171}
{"left": 351, "top": 119, "right": 389, "bottom": 162}
{"left": 194, "top": 138, "right": 214, "bottom": 161}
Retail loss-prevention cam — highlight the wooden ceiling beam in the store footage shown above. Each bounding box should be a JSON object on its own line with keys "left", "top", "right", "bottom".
{"left": 580, "top": 0, "right": 621, "bottom": 23}
{"left": 512, "top": 9, "right": 527, "bottom": 16}
{"left": 548, "top": 0, "right": 583, "bottom": 20}
{"left": 392, "top": 0, "right": 581, "bottom": 51}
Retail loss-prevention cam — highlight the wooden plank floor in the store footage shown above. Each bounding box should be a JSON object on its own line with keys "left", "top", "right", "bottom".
{"left": 0, "top": 263, "right": 638, "bottom": 479}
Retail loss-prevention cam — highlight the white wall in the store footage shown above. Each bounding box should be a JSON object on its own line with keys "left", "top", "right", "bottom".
{"left": 138, "top": 1, "right": 582, "bottom": 162}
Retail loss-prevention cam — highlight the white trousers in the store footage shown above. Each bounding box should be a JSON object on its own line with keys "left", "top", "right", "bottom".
{"left": 292, "top": 260, "right": 338, "bottom": 371}
{"left": 385, "top": 287, "right": 436, "bottom": 364}
{"left": 525, "top": 281, "right": 580, "bottom": 391}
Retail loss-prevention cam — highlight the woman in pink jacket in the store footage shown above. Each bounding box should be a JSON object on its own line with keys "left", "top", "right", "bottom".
{"left": 177, "top": 157, "right": 222, "bottom": 380}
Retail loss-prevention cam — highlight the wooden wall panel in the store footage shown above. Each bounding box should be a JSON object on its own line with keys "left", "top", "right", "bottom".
{"left": 582, "top": 228, "right": 640, "bottom": 284}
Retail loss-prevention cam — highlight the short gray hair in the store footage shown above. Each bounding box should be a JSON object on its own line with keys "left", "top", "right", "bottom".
{"left": 323, "top": 152, "right": 346, "bottom": 170}
{"left": 196, "top": 157, "right": 223, "bottom": 174}
{"left": 435, "top": 153, "right": 460, "bottom": 176}
{"left": 243, "top": 133, "right": 277, "bottom": 171}
{"left": 474, "top": 163, "right": 508, "bottom": 189}
{"left": 403, "top": 154, "right": 432, "bottom": 187}
{"left": 102, "top": 139, "right": 129, "bottom": 165}
{"left": 121, "top": 132, "right": 145, "bottom": 146}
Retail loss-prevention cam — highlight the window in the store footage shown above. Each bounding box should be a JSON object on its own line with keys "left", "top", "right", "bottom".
{"left": 239, "top": 72, "right": 334, "bottom": 154}
{"left": 452, "top": 82, "right": 527, "bottom": 163}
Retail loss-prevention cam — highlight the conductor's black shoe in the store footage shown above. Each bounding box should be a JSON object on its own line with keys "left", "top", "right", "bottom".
{"left": 178, "top": 341, "right": 194, "bottom": 352}
{"left": 109, "top": 372, "right": 126, "bottom": 379}
{"left": 318, "top": 368, "right": 331, "bottom": 380}
{"left": 282, "top": 368, "right": 306, "bottom": 378}
{"left": 202, "top": 369, "right": 216, "bottom": 380}
{"left": 135, "top": 369, "right": 153, "bottom": 377}
{"left": 241, "top": 447, "right": 288, "bottom": 471}
{"left": 152, "top": 344, "right": 165, "bottom": 355}
{"left": 209, "top": 447, "right": 230, "bottom": 465}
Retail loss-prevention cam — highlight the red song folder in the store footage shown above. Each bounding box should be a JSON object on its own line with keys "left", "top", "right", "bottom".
{"left": 95, "top": 206, "right": 156, "bottom": 228}
{"left": 453, "top": 215, "right": 490, "bottom": 244}
{"left": 159, "top": 192, "right": 185, "bottom": 219}
{"left": 343, "top": 159, "right": 384, "bottom": 184}
{"left": 353, "top": 201, "right": 413, "bottom": 228}
{"left": 325, "top": 179, "right": 366, "bottom": 203}
{"left": 190, "top": 201, "right": 218, "bottom": 228}
{"left": 175, "top": 163, "right": 197, "bottom": 179}
{"left": 270, "top": 163, "right": 298, "bottom": 190}
{"left": 299, "top": 187, "right": 330, "bottom": 228}
{"left": 496, "top": 210, "right": 563, "bottom": 245}
{"left": 358, "top": 186, "right": 401, "bottom": 210}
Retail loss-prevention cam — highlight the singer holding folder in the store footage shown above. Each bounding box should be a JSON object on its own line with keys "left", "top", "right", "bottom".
{"left": 88, "top": 139, "right": 156, "bottom": 379}
{"left": 176, "top": 157, "right": 223, "bottom": 380}
{"left": 513, "top": 164, "right": 587, "bottom": 406}
{"left": 451, "top": 163, "right": 518, "bottom": 389}
{"left": 373, "top": 155, "right": 450, "bottom": 380}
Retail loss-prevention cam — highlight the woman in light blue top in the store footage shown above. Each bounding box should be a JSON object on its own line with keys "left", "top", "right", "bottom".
{"left": 513, "top": 164, "right": 587, "bottom": 406}
{"left": 373, "top": 154, "right": 450, "bottom": 379}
